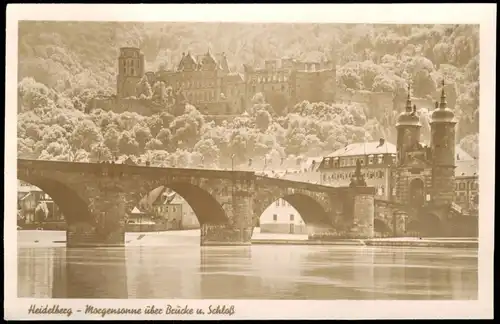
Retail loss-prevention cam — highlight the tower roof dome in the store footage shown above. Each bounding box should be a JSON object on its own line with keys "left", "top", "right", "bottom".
{"left": 396, "top": 84, "right": 421, "bottom": 127}
{"left": 431, "top": 80, "right": 456, "bottom": 123}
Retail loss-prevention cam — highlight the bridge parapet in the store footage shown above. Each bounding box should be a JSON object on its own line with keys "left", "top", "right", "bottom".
{"left": 18, "top": 159, "right": 256, "bottom": 181}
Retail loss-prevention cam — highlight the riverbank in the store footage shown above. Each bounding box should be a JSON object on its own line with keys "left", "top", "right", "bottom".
{"left": 252, "top": 237, "right": 478, "bottom": 248}
{"left": 16, "top": 229, "right": 478, "bottom": 249}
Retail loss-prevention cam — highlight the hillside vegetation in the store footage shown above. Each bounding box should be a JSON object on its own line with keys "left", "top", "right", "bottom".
{"left": 17, "top": 22, "right": 480, "bottom": 168}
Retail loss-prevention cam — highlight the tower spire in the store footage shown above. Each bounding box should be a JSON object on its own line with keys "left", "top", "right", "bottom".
{"left": 405, "top": 82, "right": 412, "bottom": 113}
{"left": 439, "top": 79, "right": 447, "bottom": 109}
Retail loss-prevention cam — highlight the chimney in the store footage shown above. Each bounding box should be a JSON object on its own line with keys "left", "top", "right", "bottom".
{"left": 377, "top": 138, "right": 385, "bottom": 148}
{"left": 435, "top": 101, "right": 439, "bottom": 109}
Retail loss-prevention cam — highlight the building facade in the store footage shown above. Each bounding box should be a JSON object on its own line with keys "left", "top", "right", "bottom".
{"left": 317, "top": 139, "right": 397, "bottom": 201}
{"left": 17, "top": 181, "right": 63, "bottom": 227}
{"left": 317, "top": 83, "right": 478, "bottom": 224}
{"left": 259, "top": 198, "right": 307, "bottom": 234}
{"left": 89, "top": 48, "right": 337, "bottom": 117}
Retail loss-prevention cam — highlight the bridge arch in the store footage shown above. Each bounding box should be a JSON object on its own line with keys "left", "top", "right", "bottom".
{"left": 253, "top": 191, "right": 335, "bottom": 229}
{"left": 17, "top": 175, "right": 92, "bottom": 226}
{"left": 126, "top": 179, "right": 230, "bottom": 226}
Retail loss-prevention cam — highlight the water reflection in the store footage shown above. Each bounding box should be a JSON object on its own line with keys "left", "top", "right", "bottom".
{"left": 18, "top": 243, "right": 478, "bottom": 300}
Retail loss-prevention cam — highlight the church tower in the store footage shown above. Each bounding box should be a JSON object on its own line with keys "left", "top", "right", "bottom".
{"left": 430, "top": 80, "right": 457, "bottom": 206}
{"left": 117, "top": 47, "right": 145, "bottom": 98}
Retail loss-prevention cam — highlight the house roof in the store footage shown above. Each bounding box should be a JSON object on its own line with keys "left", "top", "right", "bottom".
{"left": 131, "top": 206, "right": 145, "bottom": 215}
{"left": 138, "top": 186, "right": 165, "bottom": 209}
{"left": 455, "top": 146, "right": 474, "bottom": 161}
{"left": 327, "top": 141, "right": 397, "bottom": 158}
{"left": 169, "top": 194, "right": 185, "bottom": 205}
{"left": 18, "top": 185, "right": 42, "bottom": 194}
{"left": 223, "top": 73, "right": 243, "bottom": 83}
{"left": 455, "top": 160, "right": 478, "bottom": 177}
{"left": 325, "top": 141, "right": 475, "bottom": 162}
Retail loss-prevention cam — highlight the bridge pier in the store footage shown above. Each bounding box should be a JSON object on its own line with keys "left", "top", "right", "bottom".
{"left": 307, "top": 190, "right": 376, "bottom": 240}
{"left": 351, "top": 192, "right": 375, "bottom": 238}
{"left": 200, "top": 190, "right": 253, "bottom": 246}
{"left": 67, "top": 185, "right": 126, "bottom": 248}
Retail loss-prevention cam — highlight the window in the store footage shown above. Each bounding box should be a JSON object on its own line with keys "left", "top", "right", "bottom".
{"left": 368, "top": 157, "right": 373, "bottom": 164}
{"left": 173, "top": 207, "right": 176, "bottom": 212}
{"left": 281, "top": 85, "right": 285, "bottom": 92}
{"left": 273, "top": 214, "right": 278, "bottom": 222}
{"left": 165, "top": 206, "right": 169, "bottom": 212}
{"left": 276, "top": 200, "right": 280, "bottom": 207}
{"left": 290, "top": 214, "right": 294, "bottom": 221}
{"left": 459, "top": 182, "right": 466, "bottom": 190}
{"left": 360, "top": 159, "right": 365, "bottom": 165}
{"left": 378, "top": 156, "right": 383, "bottom": 164}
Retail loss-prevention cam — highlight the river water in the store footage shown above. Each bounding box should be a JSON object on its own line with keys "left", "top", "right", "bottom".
{"left": 17, "top": 230, "right": 478, "bottom": 300}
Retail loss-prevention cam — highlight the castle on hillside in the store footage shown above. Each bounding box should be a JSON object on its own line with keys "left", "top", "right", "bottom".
{"left": 87, "top": 47, "right": 336, "bottom": 116}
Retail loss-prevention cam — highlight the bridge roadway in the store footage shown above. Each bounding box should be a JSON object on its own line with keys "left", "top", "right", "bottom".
{"left": 17, "top": 158, "right": 381, "bottom": 247}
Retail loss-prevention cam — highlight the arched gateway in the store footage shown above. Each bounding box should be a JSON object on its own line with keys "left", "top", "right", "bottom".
{"left": 18, "top": 159, "right": 377, "bottom": 247}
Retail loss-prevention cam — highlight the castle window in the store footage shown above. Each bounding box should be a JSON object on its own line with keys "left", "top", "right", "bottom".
{"left": 459, "top": 183, "right": 466, "bottom": 190}
{"left": 290, "top": 214, "right": 294, "bottom": 221}
{"left": 368, "top": 156, "right": 374, "bottom": 164}
{"left": 273, "top": 214, "right": 278, "bottom": 222}
{"left": 131, "top": 67, "right": 135, "bottom": 75}
{"left": 359, "top": 159, "right": 365, "bottom": 165}
{"left": 377, "top": 155, "right": 383, "bottom": 164}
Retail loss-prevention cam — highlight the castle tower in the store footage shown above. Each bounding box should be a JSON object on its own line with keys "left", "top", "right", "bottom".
{"left": 430, "top": 80, "right": 457, "bottom": 206}
{"left": 117, "top": 47, "right": 145, "bottom": 98}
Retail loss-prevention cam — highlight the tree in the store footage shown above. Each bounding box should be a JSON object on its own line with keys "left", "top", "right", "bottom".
{"left": 70, "top": 119, "right": 103, "bottom": 152}
{"left": 193, "top": 138, "right": 220, "bottom": 167}
{"left": 136, "top": 76, "right": 153, "bottom": 99}
{"left": 255, "top": 109, "right": 272, "bottom": 132}
{"left": 118, "top": 131, "right": 140, "bottom": 155}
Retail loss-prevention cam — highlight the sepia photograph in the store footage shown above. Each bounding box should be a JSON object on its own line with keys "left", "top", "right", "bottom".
{"left": 4, "top": 3, "right": 495, "bottom": 320}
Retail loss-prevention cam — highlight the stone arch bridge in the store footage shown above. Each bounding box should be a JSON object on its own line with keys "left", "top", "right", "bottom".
{"left": 18, "top": 159, "right": 377, "bottom": 247}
